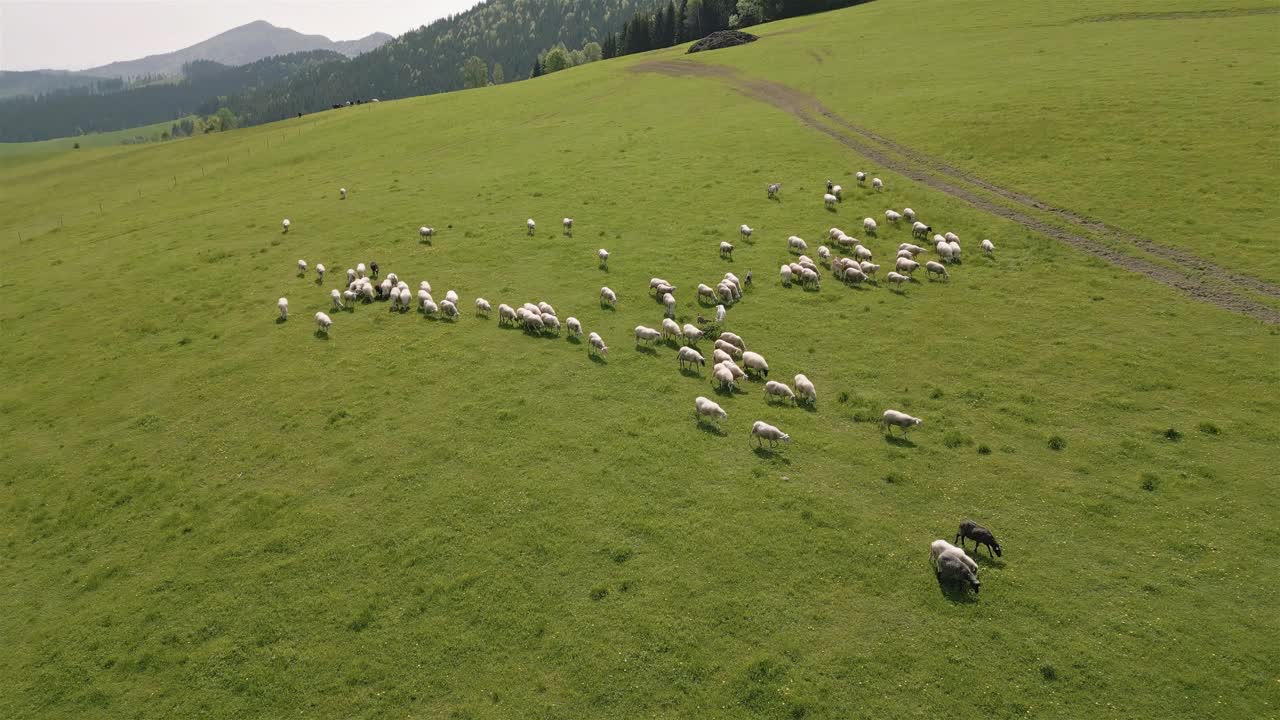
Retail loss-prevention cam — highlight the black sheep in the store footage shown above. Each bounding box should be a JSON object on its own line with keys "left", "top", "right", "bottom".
{"left": 370, "top": 261, "right": 380, "bottom": 279}
{"left": 956, "top": 520, "right": 1003, "bottom": 558}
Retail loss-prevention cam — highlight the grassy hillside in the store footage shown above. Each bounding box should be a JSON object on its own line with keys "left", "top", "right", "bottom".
{"left": 1, "top": 0, "right": 1277, "bottom": 718}
{"left": 0, "top": 117, "right": 196, "bottom": 158}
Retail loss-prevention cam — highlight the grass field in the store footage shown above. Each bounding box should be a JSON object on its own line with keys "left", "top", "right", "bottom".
{"left": 0, "top": 116, "right": 196, "bottom": 159}
{"left": 1, "top": 0, "right": 1278, "bottom": 717}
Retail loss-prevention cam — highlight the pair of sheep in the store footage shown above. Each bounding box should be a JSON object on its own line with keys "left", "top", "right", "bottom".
{"left": 762, "top": 374, "right": 817, "bottom": 406}
{"left": 932, "top": 522, "right": 1003, "bottom": 594}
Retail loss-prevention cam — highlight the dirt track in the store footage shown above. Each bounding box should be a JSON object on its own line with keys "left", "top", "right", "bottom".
{"left": 630, "top": 59, "right": 1280, "bottom": 324}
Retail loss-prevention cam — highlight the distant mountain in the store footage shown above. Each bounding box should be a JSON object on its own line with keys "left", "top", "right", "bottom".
{"left": 0, "top": 70, "right": 114, "bottom": 99}
{"left": 79, "top": 20, "right": 392, "bottom": 79}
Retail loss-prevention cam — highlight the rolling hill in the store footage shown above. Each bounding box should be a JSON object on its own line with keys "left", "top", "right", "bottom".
{"left": 1, "top": 0, "right": 1277, "bottom": 717}
{"left": 79, "top": 20, "right": 391, "bottom": 79}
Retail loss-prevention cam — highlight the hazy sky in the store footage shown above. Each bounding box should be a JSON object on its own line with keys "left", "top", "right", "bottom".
{"left": 1, "top": 0, "right": 480, "bottom": 71}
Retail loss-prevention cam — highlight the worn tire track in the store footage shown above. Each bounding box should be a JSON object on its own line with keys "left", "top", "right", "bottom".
{"left": 631, "top": 59, "right": 1279, "bottom": 324}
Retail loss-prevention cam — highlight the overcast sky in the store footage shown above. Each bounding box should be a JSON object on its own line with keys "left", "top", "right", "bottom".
{"left": 1, "top": 0, "right": 480, "bottom": 71}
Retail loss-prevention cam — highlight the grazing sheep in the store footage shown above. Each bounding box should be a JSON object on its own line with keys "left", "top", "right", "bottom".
{"left": 750, "top": 421, "right": 791, "bottom": 448}
{"left": 422, "top": 299, "right": 439, "bottom": 316}
{"left": 521, "top": 310, "right": 543, "bottom": 332}
{"left": 418, "top": 289, "right": 433, "bottom": 310}
{"left": 835, "top": 234, "right": 858, "bottom": 249}
{"left": 742, "top": 351, "right": 769, "bottom": 378}
{"left": 697, "top": 283, "right": 717, "bottom": 303}
{"left": 282, "top": 219, "right": 291, "bottom": 233}
{"left": 339, "top": 187, "right": 347, "bottom": 199}
{"left": 315, "top": 263, "right": 326, "bottom": 282}
{"left": 527, "top": 218, "right": 536, "bottom": 236}
{"left": 566, "top": 316, "right": 583, "bottom": 337}
{"left": 715, "top": 304, "right": 726, "bottom": 323}
{"left": 817, "top": 246, "right": 832, "bottom": 264}
{"left": 635, "top": 325, "right": 661, "bottom": 344}
{"left": 944, "top": 231, "right": 960, "bottom": 244}
{"left": 718, "top": 359, "right": 747, "bottom": 380}
{"left": 895, "top": 257, "right": 920, "bottom": 275}
{"left": 588, "top": 332, "right": 608, "bottom": 356}
{"left": 931, "top": 540, "right": 980, "bottom": 593}
{"left": 356, "top": 262, "right": 367, "bottom": 278}
{"left": 885, "top": 209, "right": 902, "bottom": 225}
{"left": 823, "top": 193, "right": 838, "bottom": 209}
{"left": 794, "top": 374, "right": 816, "bottom": 405}
{"left": 650, "top": 277, "right": 672, "bottom": 290}
{"left": 713, "top": 339, "right": 742, "bottom": 358}
{"left": 981, "top": 239, "right": 996, "bottom": 255}
{"left": 826, "top": 179, "right": 834, "bottom": 193}
{"left": 948, "top": 240, "right": 962, "bottom": 261}
{"left": 297, "top": 259, "right": 307, "bottom": 275}
{"left": 936, "top": 239, "right": 955, "bottom": 262}
{"left": 277, "top": 297, "right": 289, "bottom": 319}
{"left": 712, "top": 348, "right": 734, "bottom": 365}
{"left": 600, "top": 287, "right": 617, "bottom": 306}
{"left": 677, "top": 346, "right": 706, "bottom": 369}
{"left": 314, "top": 311, "right": 331, "bottom": 332}
{"left": 799, "top": 267, "right": 820, "bottom": 289}
{"left": 859, "top": 261, "right": 880, "bottom": 277}
{"left": 780, "top": 264, "right": 794, "bottom": 286}
{"left": 881, "top": 409, "right": 923, "bottom": 435}
{"left": 903, "top": 208, "right": 916, "bottom": 222}
{"left": 712, "top": 364, "right": 737, "bottom": 391}
{"left": 871, "top": 177, "right": 883, "bottom": 191}
{"left": 897, "top": 249, "right": 915, "bottom": 260}
{"left": 598, "top": 248, "right": 609, "bottom": 268}
{"left": 330, "top": 289, "right": 344, "bottom": 309}
{"left": 663, "top": 293, "right": 677, "bottom": 318}
{"left": 695, "top": 396, "right": 728, "bottom": 423}
{"left": 345, "top": 268, "right": 356, "bottom": 285}
{"left": 343, "top": 289, "right": 357, "bottom": 306}
{"left": 841, "top": 266, "right": 866, "bottom": 285}
{"left": 764, "top": 380, "right": 797, "bottom": 404}
{"left": 386, "top": 272, "right": 398, "bottom": 287}
{"left": 419, "top": 227, "right": 435, "bottom": 242}
{"left": 563, "top": 217, "right": 574, "bottom": 235}
{"left": 359, "top": 281, "right": 376, "bottom": 302}
{"left": 855, "top": 245, "right": 873, "bottom": 262}
{"left": 863, "top": 217, "right": 878, "bottom": 235}
{"left": 500, "top": 304, "right": 520, "bottom": 325}
{"left": 740, "top": 224, "right": 753, "bottom": 239}
{"left": 475, "top": 298, "right": 491, "bottom": 316}
{"left": 766, "top": 182, "right": 782, "bottom": 199}
{"left": 886, "top": 271, "right": 908, "bottom": 288}
{"left": 911, "top": 222, "right": 932, "bottom": 239}
{"left": 956, "top": 520, "right": 1003, "bottom": 558}
{"left": 681, "top": 324, "right": 704, "bottom": 344}
{"left": 788, "top": 235, "right": 808, "bottom": 252}
{"left": 856, "top": 171, "right": 866, "bottom": 184}
{"left": 378, "top": 278, "right": 392, "bottom": 299}
{"left": 658, "top": 317, "right": 681, "bottom": 340}
{"left": 719, "top": 331, "right": 746, "bottom": 350}
{"left": 925, "top": 260, "right": 950, "bottom": 280}
{"left": 720, "top": 241, "right": 734, "bottom": 258}
{"left": 537, "top": 301, "right": 556, "bottom": 316}
{"left": 899, "top": 243, "right": 926, "bottom": 256}
{"left": 542, "top": 314, "right": 561, "bottom": 333}
{"left": 832, "top": 184, "right": 843, "bottom": 201}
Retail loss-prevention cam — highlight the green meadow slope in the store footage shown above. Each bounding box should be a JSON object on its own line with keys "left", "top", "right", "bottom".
{"left": 1, "top": 0, "right": 1277, "bottom": 718}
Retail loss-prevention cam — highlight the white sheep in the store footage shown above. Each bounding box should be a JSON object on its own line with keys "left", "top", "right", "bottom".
{"left": 314, "top": 311, "right": 331, "bottom": 332}
{"left": 713, "top": 339, "right": 742, "bottom": 358}
{"left": 885, "top": 209, "right": 902, "bottom": 224}
{"left": 931, "top": 540, "right": 980, "bottom": 593}
{"left": 635, "top": 325, "right": 661, "bottom": 344}
{"left": 566, "top": 316, "right": 583, "bottom": 337}
{"left": 419, "top": 280, "right": 432, "bottom": 293}
{"left": 817, "top": 245, "right": 831, "bottom": 264}
{"left": 475, "top": 298, "right": 491, "bottom": 316}
{"left": 742, "top": 351, "right": 769, "bottom": 377}
{"left": 712, "top": 348, "right": 734, "bottom": 365}
{"left": 681, "top": 324, "right": 705, "bottom": 344}
{"left": 527, "top": 218, "right": 536, "bottom": 236}
{"left": 440, "top": 299, "right": 460, "bottom": 319}
{"left": 766, "top": 182, "right": 782, "bottom": 199}
{"left": 356, "top": 262, "right": 367, "bottom": 278}
{"left": 899, "top": 243, "right": 925, "bottom": 255}
{"left": 981, "top": 239, "right": 996, "bottom": 255}
{"left": 563, "top": 217, "right": 574, "bottom": 235}
{"left": 832, "top": 184, "right": 843, "bottom": 201}
{"left": 863, "top": 217, "right": 878, "bottom": 235}
{"left": 282, "top": 219, "right": 291, "bottom": 233}
{"left": 750, "top": 421, "right": 791, "bottom": 448}
{"left": 859, "top": 261, "right": 880, "bottom": 277}
{"left": 346, "top": 268, "right": 356, "bottom": 284}
{"left": 856, "top": 171, "right": 866, "bottom": 184}
{"left": 297, "top": 259, "right": 307, "bottom": 275}
{"left": 903, "top": 208, "right": 916, "bottom": 222}
{"left": 841, "top": 265, "right": 866, "bottom": 285}
{"left": 871, "top": 177, "right": 883, "bottom": 191}
{"left": 695, "top": 396, "right": 728, "bottom": 423}
{"left": 719, "top": 331, "right": 746, "bottom": 350}
{"left": 315, "top": 263, "right": 326, "bottom": 282}
{"left": 536, "top": 301, "right": 556, "bottom": 316}
{"left": 855, "top": 245, "right": 873, "bottom": 261}
{"left": 497, "top": 304, "right": 517, "bottom": 325}
{"left": 799, "top": 267, "right": 820, "bottom": 289}
{"left": 911, "top": 222, "right": 931, "bottom": 239}
{"left": 697, "top": 283, "right": 717, "bottom": 302}
{"left": 330, "top": 289, "right": 344, "bottom": 309}
{"left": 926, "top": 260, "right": 950, "bottom": 280}
{"left": 719, "top": 359, "right": 747, "bottom": 381}
{"left": 944, "top": 231, "right": 960, "bottom": 243}
{"left": 419, "top": 226, "right": 435, "bottom": 241}
{"left": 677, "top": 346, "right": 706, "bottom": 370}
{"left": 277, "top": 297, "right": 288, "bottom": 320}
{"left": 715, "top": 304, "right": 726, "bottom": 323}
{"left": 936, "top": 239, "right": 955, "bottom": 262}
{"left": 881, "top": 409, "right": 923, "bottom": 435}
{"left": 663, "top": 293, "right": 677, "bottom": 318}
{"left": 598, "top": 248, "right": 609, "bottom": 268}
{"left": 359, "top": 281, "right": 376, "bottom": 302}
{"left": 418, "top": 289, "right": 433, "bottom": 310}
{"left": 343, "top": 289, "right": 357, "bottom": 306}
{"left": 764, "top": 380, "right": 796, "bottom": 404}
{"left": 886, "top": 271, "right": 908, "bottom": 288}
{"left": 895, "top": 257, "right": 920, "bottom": 275}
{"left": 588, "top": 332, "right": 608, "bottom": 356}
{"left": 720, "top": 241, "right": 734, "bottom": 258}
{"left": 948, "top": 240, "right": 962, "bottom": 260}
{"left": 650, "top": 277, "right": 671, "bottom": 290}
{"left": 339, "top": 187, "right": 347, "bottom": 199}
{"left": 542, "top": 314, "right": 561, "bottom": 333}
{"left": 423, "top": 298, "right": 439, "bottom": 316}
{"left": 378, "top": 278, "right": 392, "bottom": 299}
{"left": 662, "top": 318, "right": 682, "bottom": 340}
{"left": 788, "top": 235, "right": 808, "bottom": 252}
{"left": 712, "top": 364, "right": 737, "bottom": 391}
{"left": 386, "top": 272, "right": 400, "bottom": 286}
{"left": 780, "top": 264, "right": 793, "bottom": 286}
{"left": 823, "top": 193, "right": 838, "bottom": 209}
{"left": 794, "top": 374, "right": 816, "bottom": 405}
{"left": 740, "top": 224, "right": 753, "bottom": 239}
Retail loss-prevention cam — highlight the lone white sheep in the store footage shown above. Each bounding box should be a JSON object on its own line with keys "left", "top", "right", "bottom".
{"left": 863, "top": 217, "right": 878, "bottom": 235}
{"left": 339, "top": 187, "right": 347, "bottom": 200}
{"left": 764, "top": 380, "right": 796, "bottom": 404}
{"left": 297, "top": 259, "right": 307, "bottom": 275}
{"left": 750, "top": 421, "right": 791, "bottom": 448}
{"left": 903, "top": 208, "right": 916, "bottom": 222}
{"left": 981, "top": 239, "right": 996, "bottom": 255}
{"left": 598, "top": 248, "right": 609, "bottom": 268}
{"left": 527, "top": 218, "right": 536, "bottom": 236}
{"left": 794, "top": 374, "right": 816, "bottom": 405}
{"left": 563, "top": 217, "right": 574, "bottom": 235}
{"left": 823, "top": 193, "right": 838, "bottom": 209}
{"left": 695, "top": 396, "right": 728, "bottom": 424}
{"left": 419, "top": 226, "right": 435, "bottom": 241}
{"left": 856, "top": 171, "right": 866, "bottom": 184}
{"left": 788, "top": 235, "right": 808, "bottom": 252}
{"left": 314, "top": 311, "right": 332, "bottom": 332}
{"left": 600, "top": 287, "right": 617, "bottom": 306}
{"left": 740, "top": 224, "right": 753, "bottom": 239}
{"left": 330, "top": 289, "right": 344, "bottom": 309}
{"left": 277, "top": 297, "right": 288, "bottom": 320}
{"left": 886, "top": 271, "right": 908, "bottom": 288}
{"left": 871, "top": 177, "right": 883, "bottom": 191}
{"left": 766, "top": 182, "right": 782, "bottom": 199}
{"left": 588, "top": 332, "right": 608, "bottom": 356}
{"left": 475, "top": 298, "right": 491, "bottom": 316}
{"left": 720, "top": 241, "right": 734, "bottom": 258}
{"left": 881, "top": 409, "right": 923, "bottom": 435}
{"left": 566, "top": 316, "right": 583, "bottom": 337}
{"left": 282, "top": 219, "right": 291, "bottom": 233}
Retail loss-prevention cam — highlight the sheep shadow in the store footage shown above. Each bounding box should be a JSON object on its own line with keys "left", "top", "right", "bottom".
{"left": 721, "top": 256, "right": 735, "bottom": 263}
{"left": 275, "top": 317, "right": 287, "bottom": 325}
{"left": 751, "top": 446, "right": 791, "bottom": 464}
{"left": 313, "top": 330, "right": 330, "bottom": 340}
{"left": 678, "top": 366, "right": 703, "bottom": 379}
{"left": 799, "top": 402, "right": 818, "bottom": 414}
{"left": 936, "top": 577, "right": 979, "bottom": 604}
{"left": 634, "top": 344, "right": 658, "bottom": 355}
{"left": 972, "top": 553, "right": 1006, "bottom": 569}
{"left": 587, "top": 352, "right": 608, "bottom": 364}
{"left": 712, "top": 383, "right": 742, "bottom": 397}
{"left": 314, "top": 278, "right": 323, "bottom": 285}
{"left": 566, "top": 335, "right": 582, "bottom": 344}
{"left": 599, "top": 265, "right": 610, "bottom": 273}
{"left": 884, "top": 434, "right": 917, "bottom": 448}
{"left": 600, "top": 303, "right": 616, "bottom": 312}
{"left": 695, "top": 420, "right": 728, "bottom": 437}
{"left": 825, "top": 206, "right": 837, "bottom": 213}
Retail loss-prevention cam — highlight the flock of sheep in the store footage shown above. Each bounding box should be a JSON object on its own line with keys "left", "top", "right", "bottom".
{"left": 272, "top": 175, "right": 1004, "bottom": 594}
